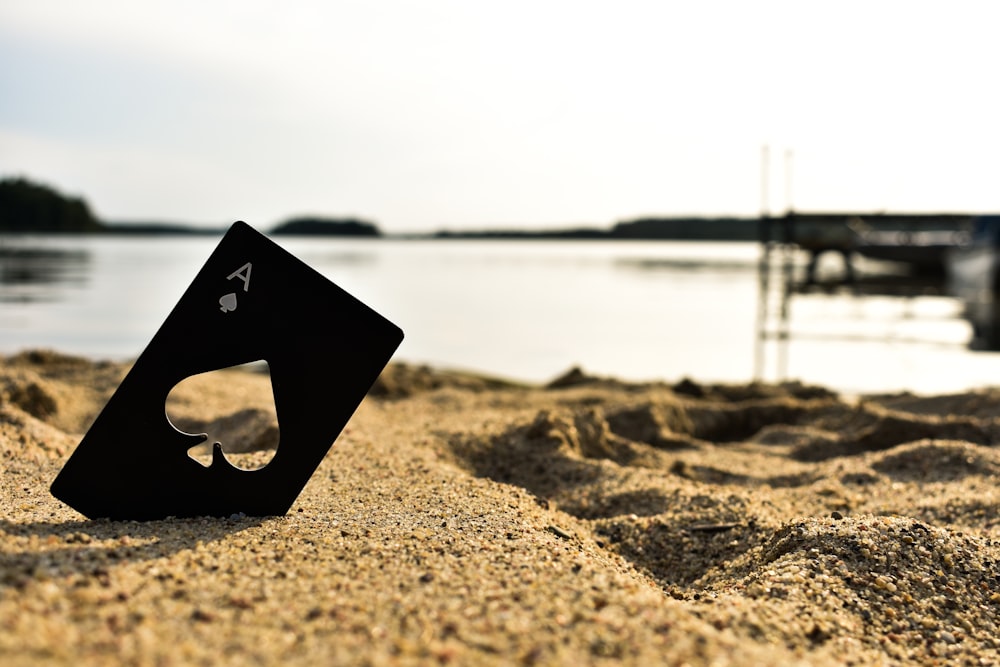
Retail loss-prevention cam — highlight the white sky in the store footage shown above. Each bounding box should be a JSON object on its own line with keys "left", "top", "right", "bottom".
{"left": 2, "top": 0, "right": 999, "bottom": 232}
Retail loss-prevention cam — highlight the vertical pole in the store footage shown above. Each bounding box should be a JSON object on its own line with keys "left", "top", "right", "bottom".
{"left": 784, "top": 149, "right": 794, "bottom": 214}
{"left": 778, "top": 215, "right": 793, "bottom": 380}
{"left": 775, "top": 149, "right": 795, "bottom": 382}
{"left": 753, "top": 146, "right": 771, "bottom": 382}
{"left": 761, "top": 145, "right": 770, "bottom": 216}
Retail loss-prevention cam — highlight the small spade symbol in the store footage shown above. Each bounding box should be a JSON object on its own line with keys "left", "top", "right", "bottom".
{"left": 219, "top": 293, "right": 238, "bottom": 313}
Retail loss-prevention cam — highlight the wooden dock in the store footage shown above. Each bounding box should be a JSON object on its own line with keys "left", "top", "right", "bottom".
{"left": 753, "top": 212, "right": 973, "bottom": 382}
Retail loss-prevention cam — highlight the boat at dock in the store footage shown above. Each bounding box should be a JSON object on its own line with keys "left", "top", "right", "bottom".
{"left": 773, "top": 212, "right": 971, "bottom": 285}
{"left": 850, "top": 222, "right": 970, "bottom": 276}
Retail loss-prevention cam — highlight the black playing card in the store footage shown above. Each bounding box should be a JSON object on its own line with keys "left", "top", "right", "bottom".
{"left": 50, "top": 221, "right": 403, "bottom": 520}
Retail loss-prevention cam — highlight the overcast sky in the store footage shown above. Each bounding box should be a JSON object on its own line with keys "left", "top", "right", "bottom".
{"left": 2, "top": 1, "right": 998, "bottom": 232}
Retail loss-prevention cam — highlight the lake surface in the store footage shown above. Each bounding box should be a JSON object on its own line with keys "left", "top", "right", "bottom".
{"left": 3, "top": 232, "right": 1000, "bottom": 394}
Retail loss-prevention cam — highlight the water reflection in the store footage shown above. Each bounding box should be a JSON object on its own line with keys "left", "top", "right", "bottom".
{"left": 614, "top": 257, "right": 756, "bottom": 273}
{"left": 0, "top": 244, "right": 90, "bottom": 303}
{"left": 289, "top": 250, "right": 377, "bottom": 266}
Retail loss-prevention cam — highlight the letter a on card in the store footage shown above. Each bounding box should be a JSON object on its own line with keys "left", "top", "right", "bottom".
{"left": 228, "top": 262, "right": 252, "bottom": 291}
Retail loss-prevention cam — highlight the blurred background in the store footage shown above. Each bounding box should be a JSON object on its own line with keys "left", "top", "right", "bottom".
{"left": 4, "top": 1, "right": 1000, "bottom": 393}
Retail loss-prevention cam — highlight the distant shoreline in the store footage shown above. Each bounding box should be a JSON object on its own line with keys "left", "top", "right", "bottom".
{"left": 7, "top": 214, "right": 979, "bottom": 243}
{"left": 12, "top": 217, "right": 767, "bottom": 241}
{"left": 2, "top": 176, "right": 984, "bottom": 241}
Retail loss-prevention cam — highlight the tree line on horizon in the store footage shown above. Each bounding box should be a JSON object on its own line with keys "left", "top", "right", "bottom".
{"left": 0, "top": 175, "right": 768, "bottom": 240}
{"left": 0, "top": 176, "right": 383, "bottom": 237}
{"left": 431, "top": 218, "right": 759, "bottom": 241}
{"left": 0, "top": 177, "right": 103, "bottom": 233}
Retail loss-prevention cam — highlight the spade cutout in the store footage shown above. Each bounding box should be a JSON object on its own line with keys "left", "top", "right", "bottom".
{"left": 50, "top": 221, "right": 403, "bottom": 520}
{"left": 165, "top": 361, "right": 279, "bottom": 471}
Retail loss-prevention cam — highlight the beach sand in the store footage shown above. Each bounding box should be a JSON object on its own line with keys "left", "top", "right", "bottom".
{"left": 3, "top": 350, "right": 1000, "bottom": 665}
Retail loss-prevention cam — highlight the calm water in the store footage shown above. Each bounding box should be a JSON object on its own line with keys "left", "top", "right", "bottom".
{"left": 3, "top": 232, "right": 1000, "bottom": 394}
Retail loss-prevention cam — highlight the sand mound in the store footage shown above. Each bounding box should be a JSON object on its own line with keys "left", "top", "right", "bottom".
{"left": 868, "top": 439, "right": 1000, "bottom": 481}
{"left": 3, "top": 353, "right": 1000, "bottom": 665}
{"left": 704, "top": 514, "right": 1000, "bottom": 660}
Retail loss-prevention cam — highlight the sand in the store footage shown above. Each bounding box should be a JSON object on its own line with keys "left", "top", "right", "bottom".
{"left": 3, "top": 350, "right": 1000, "bottom": 666}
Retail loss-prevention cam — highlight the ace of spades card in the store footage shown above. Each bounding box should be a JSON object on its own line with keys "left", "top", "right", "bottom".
{"left": 51, "top": 221, "right": 403, "bottom": 520}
